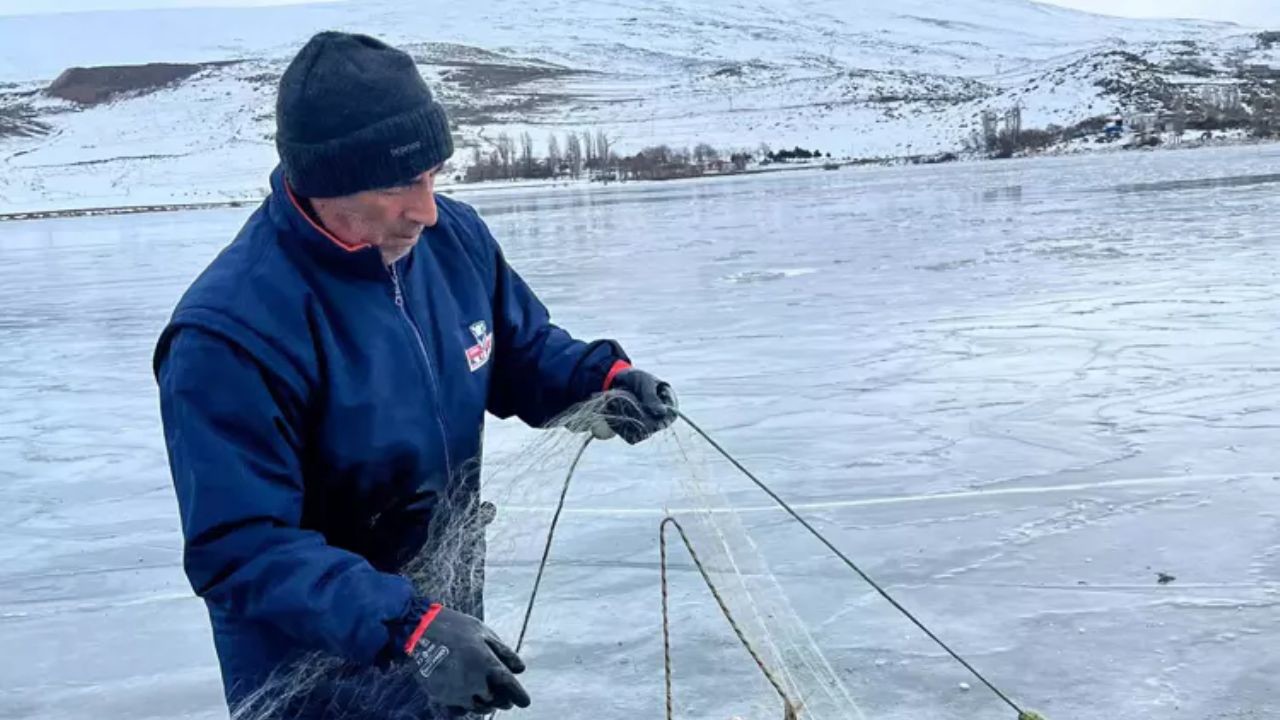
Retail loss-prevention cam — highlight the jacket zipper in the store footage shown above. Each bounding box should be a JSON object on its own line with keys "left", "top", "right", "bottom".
{"left": 389, "top": 261, "right": 454, "bottom": 482}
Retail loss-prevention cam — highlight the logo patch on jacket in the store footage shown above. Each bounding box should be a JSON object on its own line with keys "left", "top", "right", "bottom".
{"left": 465, "top": 321, "right": 493, "bottom": 372}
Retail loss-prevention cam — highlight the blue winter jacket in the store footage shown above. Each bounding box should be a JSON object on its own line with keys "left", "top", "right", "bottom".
{"left": 154, "top": 166, "right": 627, "bottom": 717}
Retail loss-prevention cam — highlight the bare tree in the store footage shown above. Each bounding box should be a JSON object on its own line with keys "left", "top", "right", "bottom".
{"left": 486, "top": 150, "right": 502, "bottom": 181}
{"left": 496, "top": 132, "right": 514, "bottom": 179}
{"left": 520, "top": 132, "right": 534, "bottom": 176}
{"left": 1005, "top": 105, "right": 1022, "bottom": 144}
{"left": 463, "top": 146, "right": 485, "bottom": 182}
{"left": 595, "top": 130, "right": 611, "bottom": 170}
{"left": 980, "top": 110, "right": 999, "bottom": 151}
{"left": 1250, "top": 96, "right": 1278, "bottom": 138}
{"left": 581, "top": 130, "right": 595, "bottom": 170}
{"left": 693, "top": 142, "right": 719, "bottom": 166}
{"left": 547, "top": 133, "right": 561, "bottom": 175}
{"left": 565, "top": 132, "right": 582, "bottom": 179}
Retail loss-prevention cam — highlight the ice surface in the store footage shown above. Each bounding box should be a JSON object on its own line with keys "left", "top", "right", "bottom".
{"left": 2, "top": 145, "right": 1280, "bottom": 719}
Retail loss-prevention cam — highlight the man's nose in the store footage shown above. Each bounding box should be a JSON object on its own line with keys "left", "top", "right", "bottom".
{"left": 403, "top": 176, "right": 438, "bottom": 226}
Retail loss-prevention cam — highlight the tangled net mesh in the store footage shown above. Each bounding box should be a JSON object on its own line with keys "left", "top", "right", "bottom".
{"left": 229, "top": 395, "right": 865, "bottom": 720}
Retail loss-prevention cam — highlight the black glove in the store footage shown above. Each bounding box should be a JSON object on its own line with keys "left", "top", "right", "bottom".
{"left": 602, "top": 367, "right": 678, "bottom": 444}
{"left": 403, "top": 604, "right": 530, "bottom": 716}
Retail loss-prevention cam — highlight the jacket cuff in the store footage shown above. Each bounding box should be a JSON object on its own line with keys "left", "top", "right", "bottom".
{"left": 381, "top": 596, "right": 437, "bottom": 666}
{"left": 603, "top": 360, "right": 632, "bottom": 390}
{"left": 569, "top": 339, "right": 629, "bottom": 402}
{"left": 402, "top": 603, "right": 444, "bottom": 655}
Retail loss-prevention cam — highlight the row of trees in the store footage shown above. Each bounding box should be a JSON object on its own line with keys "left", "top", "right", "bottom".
{"left": 464, "top": 130, "right": 619, "bottom": 182}
{"left": 616, "top": 144, "right": 755, "bottom": 181}
{"left": 965, "top": 106, "right": 1026, "bottom": 158}
{"left": 968, "top": 87, "right": 1280, "bottom": 159}
{"left": 965, "top": 109, "right": 1114, "bottom": 158}
{"left": 462, "top": 131, "right": 827, "bottom": 183}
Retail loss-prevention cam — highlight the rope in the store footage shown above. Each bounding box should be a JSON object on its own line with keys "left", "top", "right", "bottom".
{"left": 487, "top": 436, "right": 592, "bottom": 720}
{"left": 672, "top": 409, "right": 1032, "bottom": 718}
{"left": 661, "top": 515, "right": 800, "bottom": 720}
{"left": 514, "top": 435, "right": 593, "bottom": 653}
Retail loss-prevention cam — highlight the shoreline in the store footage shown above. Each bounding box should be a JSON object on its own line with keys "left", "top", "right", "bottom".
{"left": 2, "top": 135, "right": 1274, "bottom": 223}
{"left": 0, "top": 161, "right": 839, "bottom": 222}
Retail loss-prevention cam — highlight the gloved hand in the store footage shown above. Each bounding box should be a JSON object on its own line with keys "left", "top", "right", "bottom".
{"left": 599, "top": 367, "right": 678, "bottom": 444}
{"left": 403, "top": 603, "right": 530, "bottom": 716}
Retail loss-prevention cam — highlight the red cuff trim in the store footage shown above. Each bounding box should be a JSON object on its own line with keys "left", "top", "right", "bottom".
{"left": 403, "top": 603, "right": 444, "bottom": 655}
{"left": 603, "top": 360, "right": 632, "bottom": 391}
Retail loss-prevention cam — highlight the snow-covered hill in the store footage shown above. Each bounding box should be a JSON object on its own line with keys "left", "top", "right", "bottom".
{"left": 0, "top": 0, "right": 1276, "bottom": 213}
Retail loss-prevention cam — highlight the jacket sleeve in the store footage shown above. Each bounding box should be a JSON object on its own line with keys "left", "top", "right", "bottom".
{"left": 474, "top": 215, "right": 629, "bottom": 427}
{"left": 156, "top": 325, "right": 417, "bottom": 665}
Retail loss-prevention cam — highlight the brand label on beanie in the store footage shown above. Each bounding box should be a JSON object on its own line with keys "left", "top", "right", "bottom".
{"left": 390, "top": 140, "right": 423, "bottom": 157}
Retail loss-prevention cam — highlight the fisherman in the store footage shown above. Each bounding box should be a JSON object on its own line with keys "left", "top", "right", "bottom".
{"left": 154, "top": 30, "right": 676, "bottom": 718}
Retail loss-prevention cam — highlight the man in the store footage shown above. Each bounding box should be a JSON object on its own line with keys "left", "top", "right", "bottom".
{"left": 154, "top": 31, "right": 676, "bottom": 719}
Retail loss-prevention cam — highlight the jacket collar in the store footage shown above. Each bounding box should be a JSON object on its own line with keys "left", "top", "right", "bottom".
{"left": 265, "top": 165, "right": 394, "bottom": 281}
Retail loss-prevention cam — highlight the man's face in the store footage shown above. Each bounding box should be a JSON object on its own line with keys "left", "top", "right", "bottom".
{"left": 315, "top": 166, "right": 441, "bottom": 264}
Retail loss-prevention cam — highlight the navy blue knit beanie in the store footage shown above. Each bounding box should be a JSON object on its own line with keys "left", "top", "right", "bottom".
{"left": 275, "top": 31, "right": 454, "bottom": 198}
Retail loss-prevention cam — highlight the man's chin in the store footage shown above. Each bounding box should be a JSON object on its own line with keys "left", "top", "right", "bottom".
{"left": 378, "top": 238, "right": 418, "bottom": 263}
{"left": 388, "top": 235, "right": 421, "bottom": 250}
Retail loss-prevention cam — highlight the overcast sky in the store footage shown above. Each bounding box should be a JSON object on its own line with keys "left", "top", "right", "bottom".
{"left": 0, "top": 0, "right": 332, "bottom": 14}
{"left": 0, "top": 0, "right": 1277, "bottom": 26}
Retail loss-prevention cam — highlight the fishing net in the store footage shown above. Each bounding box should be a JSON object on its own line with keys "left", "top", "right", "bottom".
{"left": 228, "top": 395, "right": 864, "bottom": 720}
{"left": 658, "top": 428, "right": 869, "bottom": 720}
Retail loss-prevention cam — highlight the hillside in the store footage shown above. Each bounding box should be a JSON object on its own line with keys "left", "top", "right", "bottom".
{"left": 0, "top": 0, "right": 1276, "bottom": 213}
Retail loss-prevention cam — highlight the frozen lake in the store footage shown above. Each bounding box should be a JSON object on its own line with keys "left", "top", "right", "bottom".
{"left": 2, "top": 144, "right": 1279, "bottom": 719}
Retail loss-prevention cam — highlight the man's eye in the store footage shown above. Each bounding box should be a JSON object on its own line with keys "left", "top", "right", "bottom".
{"left": 381, "top": 172, "right": 435, "bottom": 193}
